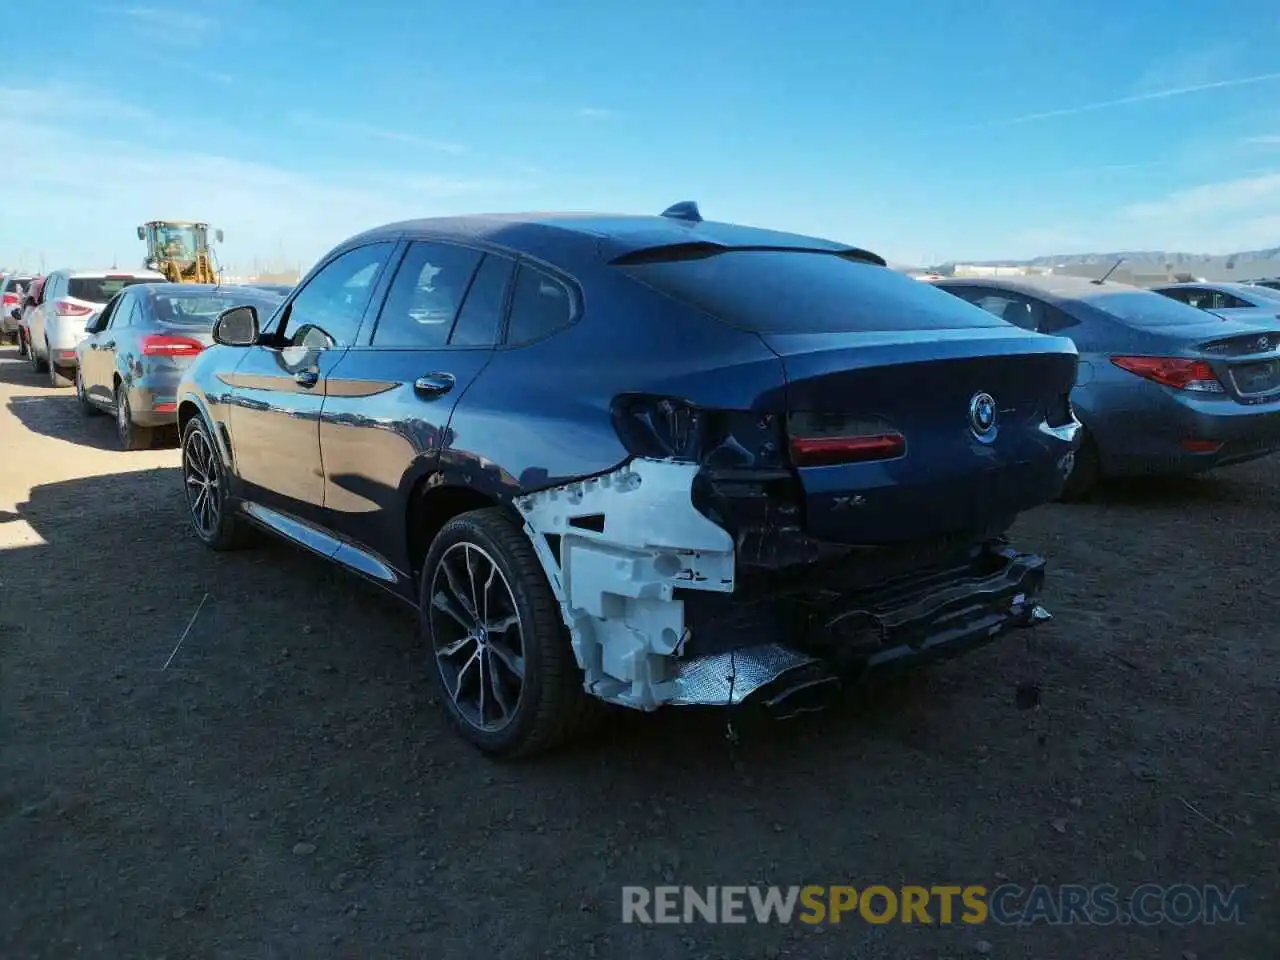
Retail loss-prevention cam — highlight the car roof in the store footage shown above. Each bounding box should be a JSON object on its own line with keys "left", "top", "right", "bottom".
{"left": 934, "top": 273, "right": 1145, "bottom": 301}
{"left": 344, "top": 210, "right": 885, "bottom": 265}
{"left": 65, "top": 268, "right": 167, "bottom": 279}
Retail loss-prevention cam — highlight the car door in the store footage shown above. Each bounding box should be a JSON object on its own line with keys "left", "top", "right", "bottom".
{"left": 81, "top": 291, "right": 129, "bottom": 404}
{"left": 320, "top": 240, "right": 514, "bottom": 586}
{"left": 223, "top": 241, "right": 396, "bottom": 530}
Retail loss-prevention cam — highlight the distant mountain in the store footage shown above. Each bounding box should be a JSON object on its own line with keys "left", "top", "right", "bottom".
{"left": 953, "top": 247, "right": 1280, "bottom": 268}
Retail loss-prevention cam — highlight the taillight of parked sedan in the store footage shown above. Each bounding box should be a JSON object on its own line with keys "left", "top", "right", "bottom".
{"left": 1110, "top": 356, "right": 1224, "bottom": 393}
{"left": 142, "top": 334, "right": 205, "bottom": 357}
{"left": 53, "top": 299, "right": 93, "bottom": 316}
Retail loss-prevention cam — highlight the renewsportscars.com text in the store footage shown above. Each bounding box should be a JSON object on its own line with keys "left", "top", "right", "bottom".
{"left": 621, "top": 884, "right": 1248, "bottom": 926}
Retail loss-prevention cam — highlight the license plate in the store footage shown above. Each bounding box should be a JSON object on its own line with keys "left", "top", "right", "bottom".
{"left": 1230, "top": 359, "right": 1280, "bottom": 395}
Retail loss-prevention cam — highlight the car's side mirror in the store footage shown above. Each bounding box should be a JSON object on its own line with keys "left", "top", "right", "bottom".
{"left": 137, "top": 226, "right": 145, "bottom": 240}
{"left": 215, "top": 228, "right": 224, "bottom": 243}
{"left": 212, "top": 305, "right": 260, "bottom": 346}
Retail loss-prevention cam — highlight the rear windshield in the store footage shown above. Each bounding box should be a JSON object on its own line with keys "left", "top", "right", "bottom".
{"left": 149, "top": 290, "right": 283, "bottom": 327}
{"left": 3, "top": 276, "right": 34, "bottom": 291}
{"left": 1243, "top": 285, "right": 1280, "bottom": 303}
{"left": 1083, "top": 290, "right": 1222, "bottom": 327}
{"left": 70, "top": 276, "right": 162, "bottom": 303}
{"left": 619, "top": 249, "right": 1009, "bottom": 332}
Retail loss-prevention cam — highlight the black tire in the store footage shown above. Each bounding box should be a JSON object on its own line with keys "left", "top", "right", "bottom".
{"left": 75, "top": 367, "right": 101, "bottom": 415}
{"left": 115, "top": 383, "right": 154, "bottom": 451}
{"left": 49, "top": 358, "right": 73, "bottom": 388}
{"left": 180, "top": 415, "right": 247, "bottom": 550}
{"left": 16, "top": 331, "right": 27, "bottom": 358}
{"left": 30, "top": 339, "right": 47, "bottom": 373}
{"left": 420, "top": 507, "right": 592, "bottom": 758}
{"left": 1059, "top": 430, "right": 1101, "bottom": 502}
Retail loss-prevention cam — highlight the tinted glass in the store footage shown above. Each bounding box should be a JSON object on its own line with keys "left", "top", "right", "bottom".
{"left": 451, "top": 254, "right": 514, "bottom": 347}
{"left": 372, "top": 241, "right": 483, "bottom": 348}
{"left": 281, "top": 242, "right": 394, "bottom": 348}
{"left": 68, "top": 276, "right": 161, "bottom": 303}
{"left": 622, "top": 251, "right": 1007, "bottom": 332}
{"left": 1084, "top": 291, "right": 1216, "bottom": 327}
{"left": 147, "top": 289, "right": 282, "bottom": 328}
{"left": 1245, "top": 285, "right": 1280, "bottom": 303}
{"left": 962, "top": 291, "right": 1044, "bottom": 330}
{"left": 506, "top": 264, "right": 574, "bottom": 344}
{"left": 3, "top": 276, "right": 33, "bottom": 292}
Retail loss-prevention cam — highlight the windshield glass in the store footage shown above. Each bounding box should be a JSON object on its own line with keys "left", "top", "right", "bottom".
{"left": 69, "top": 276, "right": 162, "bottom": 303}
{"left": 1084, "top": 290, "right": 1218, "bottom": 327}
{"left": 149, "top": 289, "right": 283, "bottom": 327}
{"left": 620, "top": 250, "right": 1008, "bottom": 332}
{"left": 152, "top": 224, "right": 202, "bottom": 259}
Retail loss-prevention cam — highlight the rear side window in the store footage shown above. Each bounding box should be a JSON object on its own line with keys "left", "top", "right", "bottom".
{"left": 1085, "top": 291, "right": 1216, "bottom": 327}
{"left": 620, "top": 250, "right": 1007, "bottom": 332}
{"left": 505, "top": 265, "right": 575, "bottom": 344}
{"left": 69, "top": 276, "right": 160, "bottom": 303}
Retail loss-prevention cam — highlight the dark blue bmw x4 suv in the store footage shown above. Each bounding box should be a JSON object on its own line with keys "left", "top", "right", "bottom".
{"left": 176, "top": 203, "right": 1081, "bottom": 757}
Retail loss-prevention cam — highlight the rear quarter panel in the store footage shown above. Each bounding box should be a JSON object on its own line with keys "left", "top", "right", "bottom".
{"left": 443, "top": 264, "right": 788, "bottom": 499}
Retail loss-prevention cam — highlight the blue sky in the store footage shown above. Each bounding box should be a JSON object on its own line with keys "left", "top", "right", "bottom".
{"left": 3, "top": 0, "right": 1280, "bottom": 274}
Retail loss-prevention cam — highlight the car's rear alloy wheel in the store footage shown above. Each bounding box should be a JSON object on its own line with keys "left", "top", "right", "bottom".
{"left": 115, "top": 385, "right": 153, "bottom": 450}
{"left": 75, "top": 368, "right": 100, "bottom": 415}
{"left": 181, "top": 415, "right": 245, "bottom": 550}
{"left": 421, "top": 508, "right": 591, "bottom": 758}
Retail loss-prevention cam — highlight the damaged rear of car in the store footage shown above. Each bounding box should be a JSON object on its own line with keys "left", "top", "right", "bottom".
{"left": 502, "top": 219, "right": 1080, "bottom": 732}
{"left": 177, "top": 207, "right": 1079, "bottom": 758}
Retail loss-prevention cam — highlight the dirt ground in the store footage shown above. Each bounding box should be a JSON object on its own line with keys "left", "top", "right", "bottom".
{"left": 0, "top": 345, "right": 1276, "bottom": 959}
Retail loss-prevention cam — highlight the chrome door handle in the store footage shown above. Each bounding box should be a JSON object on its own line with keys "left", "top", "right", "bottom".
{"left": 413, "top": 372, "right": 455, "bottom": 398}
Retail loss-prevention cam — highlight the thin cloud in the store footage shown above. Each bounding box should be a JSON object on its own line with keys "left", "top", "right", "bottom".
{"left": 289, "top": 112, "right": 465, "bottom": 155}
{"left": 111, "top": 5, "right": 217, "bottom": 42}
{"left": 1246, "top": 135, "right": 1280, "bottom": 145}
{"left": 577, "top": 107, "right": 616, "bottom": 119}
{"left": 0, "top": 85, "right": 542, "bottom": 270}
{"left": 970, "top": 71, "right": 1280, "bottom": 129}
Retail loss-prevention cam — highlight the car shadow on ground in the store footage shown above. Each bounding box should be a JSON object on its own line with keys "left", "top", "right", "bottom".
{"left": 4, "top": 394, "right": 129, "bottom": 451}
{"left": 1089, "top": 464, "right": 1280, "bottom": 508}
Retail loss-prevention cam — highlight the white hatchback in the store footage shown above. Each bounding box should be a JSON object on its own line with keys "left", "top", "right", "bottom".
{"left": 28, "top": 268, "right": 167, "bottom": 386}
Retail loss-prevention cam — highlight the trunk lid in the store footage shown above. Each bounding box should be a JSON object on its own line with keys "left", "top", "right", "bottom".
{"left": 1189, "top": 324, "right": 1280, "bottom": 403}
{"left": 760, "top": 327, "right": 1079, "bottom": 544}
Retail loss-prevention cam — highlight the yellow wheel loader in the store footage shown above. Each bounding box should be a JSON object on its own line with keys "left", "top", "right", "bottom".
{"left": 137, "top": 221, "right": 223, "bottom": 284}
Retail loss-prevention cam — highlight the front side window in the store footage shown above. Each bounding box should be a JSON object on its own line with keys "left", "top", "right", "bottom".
{"left": 371, "top": 241, "right": 483, "bottom": 348}
{"left": 277, "top": 242, "right": 395, "bottom": 349}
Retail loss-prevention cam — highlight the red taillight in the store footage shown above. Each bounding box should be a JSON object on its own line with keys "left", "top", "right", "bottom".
{"left": 53, "top": 299, "right": 93, "bottom": 316}
{"left": 1181, "top": 439, "right": 1223, "bottom": 453}
{"left": 2, "top": 293, "right": 16, "bottom": 306}
{"left": 142, "top": 334, "right": 204, "bottom": 357}
{"left": 1110, "top": 356, "right": 1224, "bottom": 393}
{"left": 788, "top": 431, "right": 906, "bottom": 466}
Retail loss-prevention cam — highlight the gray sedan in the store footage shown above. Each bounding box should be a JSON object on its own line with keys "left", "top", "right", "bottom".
{"left": 933, "top": 275, "right": 1280, "bottom": 499}
{"left": 1150, "top": 281, "right": 1280, "bottom": 324}
{"left": 75, "top": 283, "right": 284, "bottom": 450}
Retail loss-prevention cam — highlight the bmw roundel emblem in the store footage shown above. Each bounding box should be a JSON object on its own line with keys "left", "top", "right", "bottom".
{"left": 969, "top": 391, "right": 998, "bottom": 441}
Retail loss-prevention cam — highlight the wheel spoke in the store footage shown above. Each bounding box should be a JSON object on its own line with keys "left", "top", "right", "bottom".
{"left": 431, "top": 589, "right": 474, "bottom": 630}
{"left": 486, "top": 649, "right": 515, "bottom": 719}
{"left": 435, "top": 632, "right": 475, "bottom": 659}
{"left": 488, "top": 638, "right": 525, "bottom": 681}
{"left": 439, "top": 555, "right": 477, "bottom": 619}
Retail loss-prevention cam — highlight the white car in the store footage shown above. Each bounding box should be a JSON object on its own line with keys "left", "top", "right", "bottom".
{"left": 27, "top": 268, "right": 167, "bottom": 386}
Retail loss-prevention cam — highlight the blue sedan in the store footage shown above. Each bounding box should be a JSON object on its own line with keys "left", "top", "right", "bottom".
{"left": 934, "top": 275, "right": 1280, "bottom": 499}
